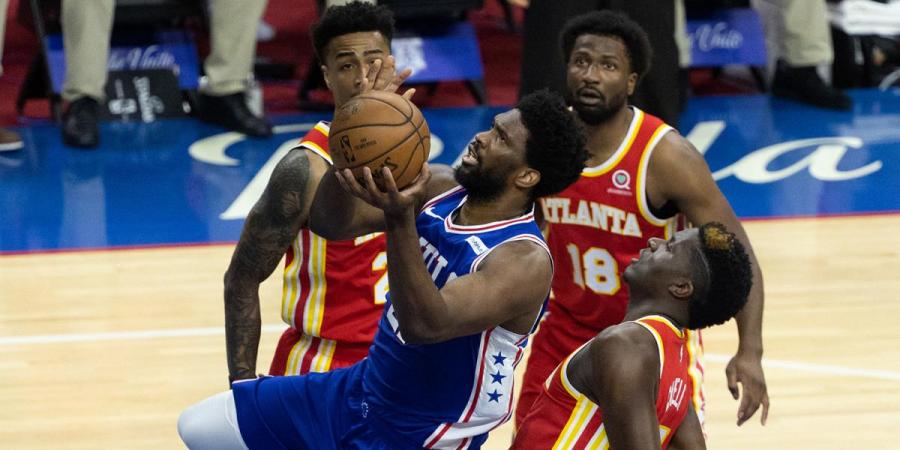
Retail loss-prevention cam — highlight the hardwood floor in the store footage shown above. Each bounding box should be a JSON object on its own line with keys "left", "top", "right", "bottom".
{"left": 2, "top": 215, "right": 899, "bottom": 449}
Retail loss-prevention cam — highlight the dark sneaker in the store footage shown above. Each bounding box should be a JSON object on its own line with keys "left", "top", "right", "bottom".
{"left": 62, "top": 97, "right": 101, "bottom": 148}
{"left": 196, "top": 92, "right": 273, "bottom": 137}
{"left": 772, "top": 63, "right": 852, "bottom": 110}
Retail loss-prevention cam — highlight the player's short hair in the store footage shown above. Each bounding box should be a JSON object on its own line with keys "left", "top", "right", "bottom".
{"left": 560, "top": 11, "right": 652, "bottom": 82}
{"left": 311, "top": 1, "right": 395, "bottom": 63}
{"left": 517, "top": 89, "right": 588, "bottom": 198}
{"left": 687, "top": 222, "right": 752, "bottom": 329}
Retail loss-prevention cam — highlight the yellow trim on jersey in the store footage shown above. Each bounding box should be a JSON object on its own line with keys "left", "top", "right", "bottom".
{"left": 634, "top": 321, "right": 665, "bottom": 379}
{"left": 302, "top": 235, "right": 328, "bottom": 336}
{"left": 584, "top": 424, "right": 608, "bottom": 450}
{"left": 301, "top": 139, "right": 333, "bottom": 164}
{"left": 638, "top": 315, "right": 685, "bottom": 339}
{"left": 684, "top": 330, "right": 706, "bottom": 422}
{"left": 553, "top": 396, "right": 599, "bottom": 450}
{"left": 311, "top": 337, "right": 336, "bottom": 373}
{"left": 581, "top": 109, "right": 644, "bottom": 178}
{"left": 635, "top": 124, "right": 675, "bottom": 228}
{"left": 659, "top": 424, "right": 672, "bottom": 444}
{"left": 354, "top": 232, "right": 383, "bottom": 245}
{"left": 287, "top": 333, "right": 313, "bottom": 375}
{"left": 297, "top": 121, "right": 333, "bottom": 164}
{"left": 282, "top": 235, "right": 304, "bottom": 327}
{"left": 559, "top": 341, "right": 593, "bottom": 399}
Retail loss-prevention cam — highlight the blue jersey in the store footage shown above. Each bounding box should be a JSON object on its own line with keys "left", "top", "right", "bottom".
{"left": 231, "top": 186, "right": 550, "bottom": 450}
{"left": 362, "top": 186, "right": 550, "bottom": 449}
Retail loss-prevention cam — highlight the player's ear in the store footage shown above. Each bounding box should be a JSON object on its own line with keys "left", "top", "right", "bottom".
{"left": 668, "top": 277, "right": 693, "bottom": 300}
{"left": 514, "top": 168, "right": 540, "bottom": 191}
{"left": 627, "top": 72, "right": 637, "bottom": 96}
{"left": 321, "top": 65, "right": 332, "bottom": 90}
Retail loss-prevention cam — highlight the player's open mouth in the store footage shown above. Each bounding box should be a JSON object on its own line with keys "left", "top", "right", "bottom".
{"left": 577, "top": 88, "right": 604, "bottom": 106}
{"left": 461, "top": 143, "right": 478, "bottom": 166}
{"left": 633, "top": 248, "right": 649, "bottom": 262}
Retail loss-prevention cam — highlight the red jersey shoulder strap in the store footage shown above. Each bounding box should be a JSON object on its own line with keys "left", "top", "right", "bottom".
{"left": 632, "top": 315, "right": 685, "bottom": 379}
{"left": 297, "top": 121, "right": 332, "bottom": 163}
{"left": 630, "top": 109, "right": 676, "bottom": 227}
{"left": 617, "top": 108, "right": 671, "bottom": 171}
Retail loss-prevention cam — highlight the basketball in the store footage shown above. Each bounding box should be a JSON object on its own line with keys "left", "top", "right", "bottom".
{"left": 329, "top": 90, "right": 431, "bottom": 190}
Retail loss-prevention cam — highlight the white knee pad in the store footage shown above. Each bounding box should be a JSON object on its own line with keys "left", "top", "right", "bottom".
{"left": 177, "top": 390, "right": 249, "bottom": 450}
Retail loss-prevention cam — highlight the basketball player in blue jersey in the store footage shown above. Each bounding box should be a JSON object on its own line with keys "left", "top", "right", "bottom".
{"left": 177, "top": 89, "right": 588, "bottom": 449}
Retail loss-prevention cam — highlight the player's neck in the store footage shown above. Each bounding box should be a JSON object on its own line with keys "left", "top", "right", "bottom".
{"left": 581, "top": 106, "right": 633, "bottom": 167}
{"left": 623, "top": 301, "right": 686, "bottom": 328}
{"left": 455, "top": 195, "right": 530, "bottom": 226}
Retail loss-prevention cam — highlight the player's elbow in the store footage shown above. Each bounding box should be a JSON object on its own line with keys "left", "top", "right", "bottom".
{"left": 223, "top": 269, "right": 255, "bottom": 302}
{"left": 398, "top": 320, "right": 446, "bottom": 345}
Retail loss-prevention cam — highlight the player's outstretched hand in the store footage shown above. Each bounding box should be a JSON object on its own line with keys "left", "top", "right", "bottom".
{"left": 335, "top": 164, "right": 432, "bottom": 218}
{"left": 726, "top": 352, "right": 770, "bottom": 426}
{"left": 363, "top": 56, "right": 416, "bottom": 100}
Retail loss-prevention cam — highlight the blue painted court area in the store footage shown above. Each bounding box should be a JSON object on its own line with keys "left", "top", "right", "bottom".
{"left": 1, "top": 89, "right": 898, "bottom": 253}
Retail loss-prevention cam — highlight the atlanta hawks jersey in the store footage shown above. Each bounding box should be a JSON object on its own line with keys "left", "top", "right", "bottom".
{"left": 280, "top": 121, "right": 386, "bottom": 348}
{"left": 540, "top": 107, "right": 682, "bottom": 333}
{"left": 512, "top": 315, "right": 692, "bottom": 450}
{"left": 362, "top": 186, "right": 550, "bottom": 450}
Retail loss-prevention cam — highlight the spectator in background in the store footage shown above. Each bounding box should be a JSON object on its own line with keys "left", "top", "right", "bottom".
{"left": 752, "top": 0, "right": 852, "bottom": 110}
{"left": 0, "top": 0, "right": 24, "bottom": 153}
{"left": 60, "top": 0, "right": 272, "bottom": 149}
{"left": 514, "top": 0, "right": 685, "bottom": 128}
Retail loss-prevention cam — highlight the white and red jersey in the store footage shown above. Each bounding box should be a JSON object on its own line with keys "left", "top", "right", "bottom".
{"left": 274, "top": 121, "right": 387, "bottom": 373}
{"left": 512, "top": 316, "right": 693, "bottom": 450}
{"left": 539, "top": 107, "right": 686, "bottom": 333}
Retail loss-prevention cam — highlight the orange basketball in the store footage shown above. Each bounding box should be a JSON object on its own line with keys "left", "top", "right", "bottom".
{"left": 329, "top": 90, "right": 431, "bottom": 190}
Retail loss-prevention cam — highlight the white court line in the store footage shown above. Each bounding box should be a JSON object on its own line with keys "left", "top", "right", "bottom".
{"left": 704, "top": 353, "right": 900, "bottom": 382}
{"left": 0, "top": 325, "right": 286, "bottom": 346}
{"left": 2, "top": 327, "right": 900, "bottom": 382}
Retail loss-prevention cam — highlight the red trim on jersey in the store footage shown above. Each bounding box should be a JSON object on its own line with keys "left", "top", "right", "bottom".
{"left": 462, "top": 328, "right": 494, "bottom": 422}
{"left": 426, "top": 424, "right": 452, "bottom": 448}
{"left": 297, "top": 229, "right": 314, "bottom": 328}
{"left": 444, "top": 208, "right": 536, "bottom": 233}
{"left": 298, "top": 336, "right": 321, "bottom": 374}
{"left": 470, "top": 234, "right": 546, "bottom": 273}
{"left": 422, "top": 186, "right": 465, "bottom": 211}
{"left": 425, "top": 328, "right": 495, "bottom": 449}
{"left": 445, "top": 214, "right": 535, "bottom": 233}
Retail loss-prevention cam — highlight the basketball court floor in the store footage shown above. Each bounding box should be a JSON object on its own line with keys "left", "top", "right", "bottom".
{"left": 2, "top": 89, "right": 899, "bottom": 449}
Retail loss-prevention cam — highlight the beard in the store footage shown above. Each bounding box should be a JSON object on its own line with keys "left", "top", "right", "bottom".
{"left": 454, "top": 163, "right": 508, "bottom": 202}
{"left": 566, "top": 88, "right": 628, "bottom": 126}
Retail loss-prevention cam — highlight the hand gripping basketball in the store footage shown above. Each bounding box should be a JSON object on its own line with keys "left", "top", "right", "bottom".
{"left": 329, "top": 91, "right": 431, "bottom": 190}
{"left": 336, "top": 163, "right": 432, "bottom": 217}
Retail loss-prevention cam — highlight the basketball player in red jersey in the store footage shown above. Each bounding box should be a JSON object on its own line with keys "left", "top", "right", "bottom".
{"left": 516, "top": 11, "right": 769, "bottom": 429}
{"left": 513, "top": 222, "right": 752, "bottom": 450}
{"left": 224, "top": 2, "right": 430, "bottom": 384}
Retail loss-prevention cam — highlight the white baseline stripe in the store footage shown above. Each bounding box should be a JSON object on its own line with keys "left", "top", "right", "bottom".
{"left": 705, "top": 353, "right": 900, "bottom": 382}
{"left": 0, "top": 324, "right": 286, "bottom": 346}
{"left": 3, "top": 329, "right": 900, "bottom": 382}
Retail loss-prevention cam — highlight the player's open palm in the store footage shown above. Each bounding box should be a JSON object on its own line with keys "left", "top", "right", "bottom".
{"left": 726, "top": 352, "right": 769, "bottom": 426}
{"left": 336, "top": 164, "right": 432, "bottom": 217}
{"left": 363, "top": 56, "right": 415, "bottom": 100}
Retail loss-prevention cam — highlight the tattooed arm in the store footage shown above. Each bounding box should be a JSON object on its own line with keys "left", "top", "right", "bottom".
{"left": 224, "top": 148, "right": 325, "bottom": 382}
